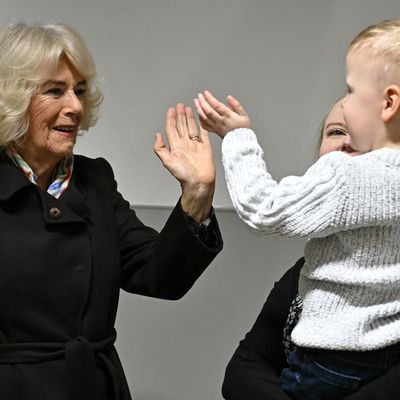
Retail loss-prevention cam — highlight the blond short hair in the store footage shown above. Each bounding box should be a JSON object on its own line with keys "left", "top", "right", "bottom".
{"left": 349, "top": 18, "right": 400, "bottom": 63}
{"left": 0, "top": 23, "right": 103, "bottom": 147}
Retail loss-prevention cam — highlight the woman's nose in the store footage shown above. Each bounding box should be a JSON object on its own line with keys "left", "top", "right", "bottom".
{"left": 64, "top": 91, "right": 83, "bottom": 114}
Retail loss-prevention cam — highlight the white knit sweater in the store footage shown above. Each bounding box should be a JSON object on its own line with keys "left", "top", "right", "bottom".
{"left": 222, "top": 128, "right": 400, "bottom": 351}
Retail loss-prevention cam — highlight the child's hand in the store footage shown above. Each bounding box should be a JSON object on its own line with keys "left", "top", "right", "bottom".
{"left": 194, "top": 90, "right": 251, "bottom": 138}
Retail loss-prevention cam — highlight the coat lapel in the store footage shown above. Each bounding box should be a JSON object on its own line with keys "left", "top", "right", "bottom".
{"left": 59, "top": 181, "right": 92, "bottom": 222}
{"left": 0, "top": 151, "right": 92, "bottom": 225}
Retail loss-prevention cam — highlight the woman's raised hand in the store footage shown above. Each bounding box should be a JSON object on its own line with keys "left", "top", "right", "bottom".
{"left": 194, "top": 90, "right": 251, "bottom": 138}
{"left": 154, "top": 103, "right": 215, "bottom": 222}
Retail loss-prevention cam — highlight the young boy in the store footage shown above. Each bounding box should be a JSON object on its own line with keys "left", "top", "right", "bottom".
{"left": 195, "top": 19, "right": 400, "bottom": 400}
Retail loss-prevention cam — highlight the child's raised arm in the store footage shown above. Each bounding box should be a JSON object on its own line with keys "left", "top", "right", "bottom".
{"left": 194, "top": 90, "right": 252, "bottom": 138}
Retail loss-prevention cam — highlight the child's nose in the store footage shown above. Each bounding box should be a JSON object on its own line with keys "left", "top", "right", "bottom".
{"left": 341, "top": 138, "right": 358, "bottom": 154}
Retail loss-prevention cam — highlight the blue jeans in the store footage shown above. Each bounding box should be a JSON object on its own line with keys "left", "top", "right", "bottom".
{"left": 279, "top": 343, "right": 400, "bottom": 400}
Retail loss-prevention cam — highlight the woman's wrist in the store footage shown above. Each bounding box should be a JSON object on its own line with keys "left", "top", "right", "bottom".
{"left": 180, "top": 182, "right": 215, "bottom": 223}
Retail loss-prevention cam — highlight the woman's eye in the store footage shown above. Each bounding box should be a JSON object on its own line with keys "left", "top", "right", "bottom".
{"left": 74, "top": 88, "right": 86, "bottom": 97}
{"left": 326, "top": 129, "right": 347, "bottom": 137}
{"left": 45, "top": 88, "right": 63, "bottom": 96}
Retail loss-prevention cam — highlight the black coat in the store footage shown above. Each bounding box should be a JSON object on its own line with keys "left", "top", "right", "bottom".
{"left": 222, "top": 258, "right": 400, "bottom": 400}
{"left": 0, "top": 152, "right": 222, "bottom": 400}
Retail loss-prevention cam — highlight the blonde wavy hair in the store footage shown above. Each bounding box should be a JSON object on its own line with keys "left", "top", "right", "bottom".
{"left": 0, "top": 23, "right": 103, "bottom": 147}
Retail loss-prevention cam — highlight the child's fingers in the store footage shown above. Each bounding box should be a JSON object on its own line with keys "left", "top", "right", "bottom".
{"left": 197, "top": 92, "right": 222, "bottom": 121}
{"left": 204, "top": 90, "right": 231, "bottom": 116}
{"left": 227, "top": 95, "right": 248, "bottom": 117}
{"left": 198, "top": 116, "right": 214, "bottom": 133}
{"left": 194, "top": 98, "right": 208, "bottom": 121}
{"left": 194, "top": 99, "right": 216, "bottom": 133}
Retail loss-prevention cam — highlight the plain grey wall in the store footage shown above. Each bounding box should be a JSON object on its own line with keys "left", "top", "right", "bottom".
{"left": 2, "top": 1, "right": 400, "bottom": 399}
{"left": 118, "top": 207, "right": 305, "bottom": 400}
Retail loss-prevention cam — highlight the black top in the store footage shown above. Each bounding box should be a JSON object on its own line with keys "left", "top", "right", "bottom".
{"left": 222, "top": 258, "right": 400, "bottom": 400}
{"left": 0, "top": 152, "right": 223, "bottom": 400}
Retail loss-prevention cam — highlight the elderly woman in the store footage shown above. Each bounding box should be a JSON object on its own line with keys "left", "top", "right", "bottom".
{"left": 0, "top": 23, "right": 222, "bottom": 400}
{"left": 221, "top": 99, "right": 400, "bottom": 400}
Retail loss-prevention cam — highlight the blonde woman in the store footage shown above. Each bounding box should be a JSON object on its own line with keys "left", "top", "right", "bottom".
{"left": 0, "top": 23, "right": 222, "bottom": 400}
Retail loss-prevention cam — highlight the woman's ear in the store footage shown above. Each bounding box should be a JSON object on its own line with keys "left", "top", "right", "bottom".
{"left": 382, "top": 85, "right": 400, "bottom": 122}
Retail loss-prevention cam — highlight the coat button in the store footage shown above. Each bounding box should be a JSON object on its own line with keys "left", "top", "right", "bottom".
{"left": 49, "top": 207, "right": 61, "bottom": 219}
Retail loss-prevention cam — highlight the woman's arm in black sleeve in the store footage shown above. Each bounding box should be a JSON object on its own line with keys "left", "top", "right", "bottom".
{"left": 102, "top": 157, "right": 222, "bottom": 300}
{"left": 222, "top": 258, "right": 304, "bottom": 400}
{"left": 120, "top": 198, "right": 222, "bottom": 299}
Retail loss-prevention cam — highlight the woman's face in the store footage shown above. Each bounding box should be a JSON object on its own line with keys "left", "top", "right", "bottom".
{"left": 319, "top": 101, "right": 360, "bottom": 158}
{"left": 22, "top": 57, "right": 87, "bottom": 162}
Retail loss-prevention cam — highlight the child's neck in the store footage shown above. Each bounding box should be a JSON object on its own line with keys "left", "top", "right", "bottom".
{"left": 373, "top": 138, "right": 400, "bottom": 151}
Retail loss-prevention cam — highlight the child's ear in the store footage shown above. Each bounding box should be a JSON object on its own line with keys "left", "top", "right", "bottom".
{"left": 382, "top": 85, "right": 400, "bottom": 122}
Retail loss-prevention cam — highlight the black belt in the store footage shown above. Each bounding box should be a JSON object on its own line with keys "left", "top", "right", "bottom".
{"left": 0, "top": 329, "right": 121, "bottom": 400}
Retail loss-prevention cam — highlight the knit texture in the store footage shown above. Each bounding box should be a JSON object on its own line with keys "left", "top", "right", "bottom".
{"left": 222, "top": 128, "right": 400, "bottom": 351}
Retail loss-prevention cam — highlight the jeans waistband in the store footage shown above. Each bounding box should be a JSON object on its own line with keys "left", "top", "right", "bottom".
{"left": 300, "top": 341, "right": 400, "bottom": 369}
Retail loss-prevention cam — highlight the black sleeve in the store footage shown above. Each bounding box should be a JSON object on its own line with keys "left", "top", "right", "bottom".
{"left": 185, "top": 209, "right": 220, "bottom": 252}
{"left": 222, "top": 258, "right": 304, "bottom": 400}
{"left": 103, "top": 157, "right": 223, "bottom": 300}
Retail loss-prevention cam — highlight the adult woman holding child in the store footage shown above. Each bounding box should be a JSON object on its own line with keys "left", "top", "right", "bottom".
{"left": 0, "top": 23, "right": 222, "bottom": 400}
{"left": 221, "top": 99, "right": 400, "bottom": 400}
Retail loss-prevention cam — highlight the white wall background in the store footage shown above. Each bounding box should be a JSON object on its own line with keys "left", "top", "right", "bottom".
{"left": 1, "top": 1, "right": 400, "bottom": 399}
